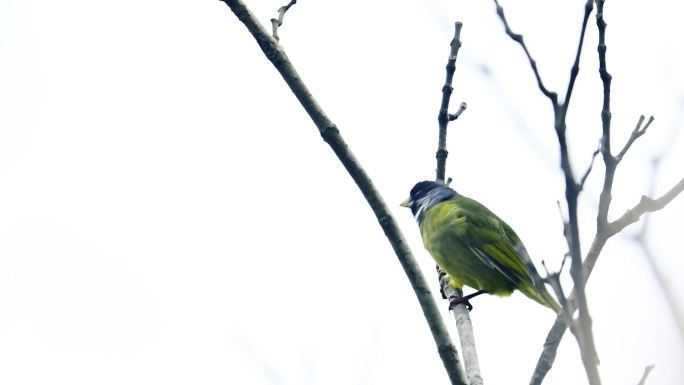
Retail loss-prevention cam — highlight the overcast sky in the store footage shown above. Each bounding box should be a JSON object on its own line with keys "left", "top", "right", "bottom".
{"left": 1, "top": 1, "right": 683, "bottom": 384}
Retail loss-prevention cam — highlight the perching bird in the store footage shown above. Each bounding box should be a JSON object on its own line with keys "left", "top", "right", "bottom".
{"left": 401, "top": 180, "right": 560, "bottom": 313}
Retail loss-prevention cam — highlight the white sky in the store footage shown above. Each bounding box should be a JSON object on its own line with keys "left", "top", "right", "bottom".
{"left": 1, "top": 1, "right": 683, "bottom": 384}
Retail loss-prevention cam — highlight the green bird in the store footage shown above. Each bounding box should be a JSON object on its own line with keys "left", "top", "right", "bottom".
{"left": 401, "top": 181, "right": 560, "bottom": 313}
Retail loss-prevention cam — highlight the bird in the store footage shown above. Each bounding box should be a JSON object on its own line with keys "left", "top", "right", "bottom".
{"left": 401, "top": 180, "right": 560, "bottom": 313}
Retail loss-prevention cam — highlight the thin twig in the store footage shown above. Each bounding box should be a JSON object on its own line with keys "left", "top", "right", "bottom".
{"left": 539, "top": 257, "right": 582, "bottom": 363}
{"left": 578, "top": 142, "right": 600, "bottom": 191}
{"left": 636, "top": 364, "right": 655, "bottom": 385}
{"left": 541, "top": 259, "right": 568, "bottom": 310}
{"left": 270, "top": 0, "right": 296, "bottom": 42}
{"left": 221, "top": 1, "right": 467, "bottom": 384}
{"left": 595, "top": 0, "right": 615, "bottom": 233}
{"left": 608, "top": 176, "right": 684, "bottom": 236}
{"left": 616, "top": 115, "right": 654, "bottom": 162}
{"left": 449, "top": 102, "right": 468, "bottom": 121}
{"left": 436, "top": 22, "right": 464, "bottom": 183}
{"left": 493, "top": 0, "right": 557, "bottom": 104}
{"left": 555, "top": 200, "right": 569, "bottom": 240}
{"left": 560, "top": 0, "right": 594, "bottom": 122}
{"left": 559, "top": 1, "right": 603, "bottom": 380}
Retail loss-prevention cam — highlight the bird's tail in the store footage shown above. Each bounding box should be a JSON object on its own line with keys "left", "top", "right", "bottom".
{"left": 522, "top": 284, "right": 561, "bottom": 313}
{"left": 538, "top": 286, "right": 561, "bottom": 313}
{"left": 515, "top": 245, "right": 562, "bottom": 313}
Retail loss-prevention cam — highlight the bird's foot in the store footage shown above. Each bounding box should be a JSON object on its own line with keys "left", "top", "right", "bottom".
{"left": 436, "top": 266, "right": 449, "bottom": 299}
{"left": 448, "top": 290, "right": 487, "bottom": 312}
{"left": 448, "top": 295, "right": 473, "bottom": 311}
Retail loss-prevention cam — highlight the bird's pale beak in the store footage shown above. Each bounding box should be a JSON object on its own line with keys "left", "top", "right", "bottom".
{"left": 400, "top": 198, "right": 411, "bottom": 208}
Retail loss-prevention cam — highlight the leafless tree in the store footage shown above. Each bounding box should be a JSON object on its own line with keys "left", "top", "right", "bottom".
{"left": 220, "top": 1, "right": 684, "bottom": 384}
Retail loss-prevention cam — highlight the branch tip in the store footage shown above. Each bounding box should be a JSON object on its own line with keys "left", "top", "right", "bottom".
{"left": 578, "top": 142, "right": 601, "bottom": 191}
{"left": 270, "top": 0, "right": 297, "bottom": 42}
{"left": 436, "top": 20, "right": 465, "bottom": 182}
{"left": 617, "top": 114, "right": 655, "bottom": 162}
{"left": 609, "top": 176, "right": 684, "bottom": 236}
{"left": 448, "top": 103, "right": 468, "bottom": 121}
{"left": 493, "top": 0, "right": 556, "bottom": 102}
{"left": 636, "top": 365, "right": 655, "bottom": 385}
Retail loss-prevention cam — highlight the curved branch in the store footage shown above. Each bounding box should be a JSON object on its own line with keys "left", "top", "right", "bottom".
{"left": 220, "top": 1, "right": 467, "bottom": 384}
{"left": 493, "top": 0, "right": 558, "bottom": 104}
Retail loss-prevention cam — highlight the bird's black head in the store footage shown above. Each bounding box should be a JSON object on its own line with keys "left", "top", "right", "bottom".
{"left": 402, "top": 180, "right": 456, "bottom": 220}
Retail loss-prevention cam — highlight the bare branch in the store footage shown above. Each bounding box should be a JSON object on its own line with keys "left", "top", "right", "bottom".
{"left": 434, "top": 22, "right": 482, "bottom": 385}
{"left": 530, "top": 319, "right": 568, "bottom": 385}
{"left": 578, "top": 142, "right": 601, "bottom": 191}
{"left": 449, "top": 102, "right": 468, "bottom": 121}
{"left": 523, "top": 0, "right": 605, "bottom": 383}
{"left": 493, "top": 0, "right": 557, "bottom": 104}
{"left": 609, "top": 177, "right": 684, "bottom": 236}
{"left": 491, "top": 5, "right": 601, "bottom": 377}
{"left": 541, "top": 258, "right": 569, "bottom": 310}
{"left": 493, "top": 0, "right": 602, "bottom": 382}
{"left": 531, "top": 174, "right": 684, "bottom": 384}
{"left": 616, "top": 115, "right": 654, "bottom": 162}
{"left": 436, "top": 22, "right": 464, "bottom": 183}
{"left": 593, "top": 0, "right": 619, "bottom": 234}
{"left": 554, "top": 3, "right": 616, "bottom": 383}
{"left": 636, "top": 365, "right": 655, "bottom": 385}
{"left": 439, "top": 274, "right": 483, "bottom": 385}
{"left": 555, "top": 200, "right": 570, "bottom": 240}
{"left": 221, "top": 1, "right": 467, "bottom": 384}
{"left": 560, "top": 0, "right": 595, "bottom": 121}
{"left": 270, "top": 0, "right": 297, "bottom": 42}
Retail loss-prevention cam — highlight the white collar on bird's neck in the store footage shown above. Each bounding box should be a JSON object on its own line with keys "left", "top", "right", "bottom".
{"left": 413, "top": 187, "right": 455, "bottom": 223}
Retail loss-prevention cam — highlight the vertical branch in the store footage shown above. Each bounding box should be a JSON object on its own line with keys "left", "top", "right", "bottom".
{"left": 596, "top": 0, "right": 615, "bottom": 234}
{"left": 434, "top": 22, "right": 481, "bottom": 385}
{"left": 436, "top": 22, "right": 465, "bottom": 183}
{"left": 220, "top": 1, "right": 468, "bottom": 384}
{"left": 454, "top": 308, "right": 483, "bottom": 385}
{"left": 440, "top": 272, "right": 483, "bottom": 385}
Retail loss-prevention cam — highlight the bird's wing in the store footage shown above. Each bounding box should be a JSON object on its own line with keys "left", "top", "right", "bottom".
{"left": 455, "top": 196, "right": 535, "bottom": 287}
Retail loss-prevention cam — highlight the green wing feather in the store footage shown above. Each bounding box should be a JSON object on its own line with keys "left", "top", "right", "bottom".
{"left": 456, "top": 196, "right": 532, "bottom": 285}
